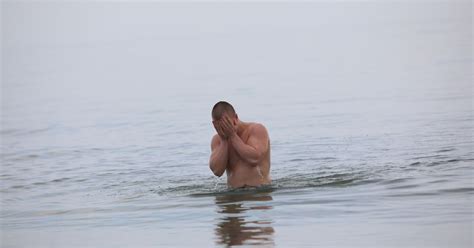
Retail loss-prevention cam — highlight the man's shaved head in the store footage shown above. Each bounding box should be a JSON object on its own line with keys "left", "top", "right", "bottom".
{"left": 212, "top": 101, "right": 236, "bottom": 120}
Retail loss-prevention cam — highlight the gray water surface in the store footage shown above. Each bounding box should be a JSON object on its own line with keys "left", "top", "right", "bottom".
{"left": 1, "top": 1, "right": 473, "bottom": 247}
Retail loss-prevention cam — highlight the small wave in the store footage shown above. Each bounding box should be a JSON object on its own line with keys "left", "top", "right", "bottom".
{"left": 386, "top": 192, "right": 438, "bottom": 198}
{"left": 191, "top": 185, "right": 277, "bottom": 198}
{"left": 435, "top": 148, "right": 456, "bottom": 153}
{"left": 411, "top": 154, "right": 445, "bottom": 160}
{"left": 51, "top": 177, "right": 71, "bottom": 183}
{"left": 386, "top": 184, "right": 419, "bottom": 190}
{"left": 186, "top": 171, "right": 372, "bottom": 198}
{"left": 153, "top": 172, "right": 365, "bottom": 198}
{"left": 409, "top": 158, "right": 472, "bottom": 167}
{"left": 409, "top": 162, "right": 421, "bottom": 166}
{"left": 286, "top": 157, "right": 336, "bottom": 162}
{"left": 438, "top": 187, "right": 474, "bottom": 194}
{"left": 9, "top": 185, "right": 30, "bottom": 190}
{"left": 380, "top": 178, "right": 411, "bottom": 185}
{"left": 428, "top": 159, "right": 462, "bottom": 167}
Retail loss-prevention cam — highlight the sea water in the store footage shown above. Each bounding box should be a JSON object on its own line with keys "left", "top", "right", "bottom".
{"left": 1, "top": 2, "right": 472, "bottom": 247}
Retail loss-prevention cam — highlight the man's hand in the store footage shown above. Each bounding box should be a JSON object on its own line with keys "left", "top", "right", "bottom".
{"left": 220, "top": 116, "right": 236, "bottom": 138}
{"left": 213, "top": 120, "right": 227, "bottom": 139}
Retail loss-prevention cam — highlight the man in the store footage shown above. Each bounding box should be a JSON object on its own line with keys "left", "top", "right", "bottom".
{"left": 209, "top": 101, "right": 271, "bottom": 188}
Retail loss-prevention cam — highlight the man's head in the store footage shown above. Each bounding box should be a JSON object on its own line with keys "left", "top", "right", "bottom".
{"left": 212, "top": 101, "right": 238, "bottom": 124}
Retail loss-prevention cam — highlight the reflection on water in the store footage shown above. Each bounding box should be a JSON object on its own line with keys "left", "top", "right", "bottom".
{"left": 214, "top": 191, "right": 275, "bottom": 247}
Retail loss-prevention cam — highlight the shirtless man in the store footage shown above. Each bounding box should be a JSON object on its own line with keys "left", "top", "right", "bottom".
{"left": 209, "top": 101, "right": 271, "bottom": 188}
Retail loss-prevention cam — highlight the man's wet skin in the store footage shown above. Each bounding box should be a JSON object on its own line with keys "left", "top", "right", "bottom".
{"left": 209, "top": 102, "right": 271, "bottom": 188}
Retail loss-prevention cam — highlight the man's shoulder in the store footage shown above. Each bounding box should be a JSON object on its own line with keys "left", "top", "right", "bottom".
{"left": 211, "top": 134, "right": 222, "bottom": 145}
{"left": 248, "top": 122, "right": 268, "bottom": 135}
{"left": 212, "top": 133, "right": 222, "bottom": 141}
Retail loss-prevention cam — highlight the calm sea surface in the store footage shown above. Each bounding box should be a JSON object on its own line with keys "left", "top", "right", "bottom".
{"left": 1, "top": 2, "right": 473, "bottom": 247}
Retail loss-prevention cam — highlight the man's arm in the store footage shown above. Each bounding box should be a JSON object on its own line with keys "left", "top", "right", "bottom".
{"left": 228, "top": 124, "right": 269, "bottom": 166}
{"left": 209, "top": 135, "right": 229, "bottom": 177}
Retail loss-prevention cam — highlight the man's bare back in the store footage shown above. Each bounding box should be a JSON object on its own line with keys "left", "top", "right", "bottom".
{"left": 209, "top": 101, "right": 271, "bottom": 188}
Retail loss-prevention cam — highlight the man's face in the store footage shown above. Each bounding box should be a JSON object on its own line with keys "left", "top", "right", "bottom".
{"left": 213, "top": 113, "right": 237, "bottom": 129}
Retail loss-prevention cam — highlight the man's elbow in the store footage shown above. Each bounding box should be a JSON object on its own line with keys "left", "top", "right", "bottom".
{"left": 246, "top": 150, "right": 265, "bottom": 166}
{"left": 209, "top": 163, "right": 225, "bottom": 177}
{"left": 248, "top": 160, "right": 260, "bottom": 166}
{"left": 212, "top": 168, "right": 225, "bottom": 177}
{"left": 247, "top": 154, "right": 263, "bottom": 166}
